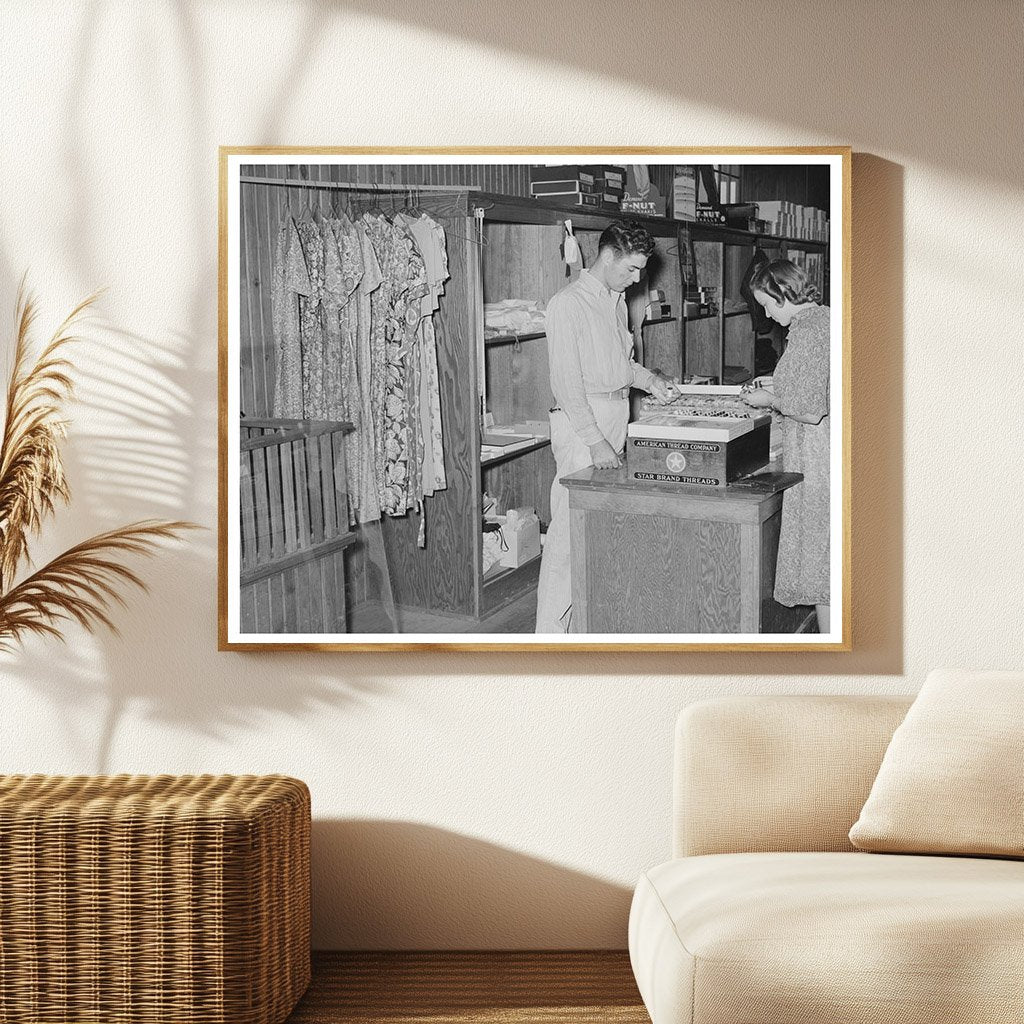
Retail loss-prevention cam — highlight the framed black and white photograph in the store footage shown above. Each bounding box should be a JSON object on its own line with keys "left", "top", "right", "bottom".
{"left": 219, "top": 148, "right": 850, "bottom": 650}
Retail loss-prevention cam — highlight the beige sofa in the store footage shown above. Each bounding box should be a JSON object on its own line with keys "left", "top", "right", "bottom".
{"left": 628, "top": 695, "right": 1024, "bottom": 1024}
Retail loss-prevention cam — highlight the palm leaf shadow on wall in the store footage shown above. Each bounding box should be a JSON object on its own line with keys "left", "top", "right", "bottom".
{"left": 0, "top": 281, "right": 197, "bottom": 650}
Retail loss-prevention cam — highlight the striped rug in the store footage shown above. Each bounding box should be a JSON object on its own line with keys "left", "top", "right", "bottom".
{"left": 288, "top": 951, "right": 648, "bottom": 1023}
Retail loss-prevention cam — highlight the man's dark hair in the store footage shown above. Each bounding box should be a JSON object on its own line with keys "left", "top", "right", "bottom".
{"left": 597, "top": 220, "right": 655, "bottom": 259}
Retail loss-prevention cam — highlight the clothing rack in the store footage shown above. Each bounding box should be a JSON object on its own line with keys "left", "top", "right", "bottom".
{"left": 239, "top": 175, "right": 480, "bottom": 193}
{"left": 243, "top": 174, "right": 487, "bottom": 248}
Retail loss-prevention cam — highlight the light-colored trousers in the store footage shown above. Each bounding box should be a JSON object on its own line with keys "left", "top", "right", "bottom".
{"left": 534, "top": 397, "right": 629, "bottom": 633}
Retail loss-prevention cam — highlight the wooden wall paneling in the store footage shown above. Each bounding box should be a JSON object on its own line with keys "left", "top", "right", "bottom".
{"left": 484, "top": 222, "right": 563, "bottom": 302}
{"left": 484, "top": 341, "right": 551, "bottom": 427}
{"left": 723, "top": 316, "right": 754, "bottom": 382}
{"left": 329, "top": 550, "right": 344, "bottom": 632}
{"left": 249, "top": 446, "right": 273, "bottom": 629}
{"left": 266, "top": 437, "right": 286, "bottom": 628}
{"left": 326, "top": 551, "right": 342, "bottom": 632}
{"left": 313, "top": 556, "right": 330, "bottom": 634}
{"left": 240, "top": 463, "right": 257, "bottom": 571}
{"left": 251, "top": 577, "right": 270, "bottom": 633}
{"left": 538, "top": 223, "right": 567, "bottom": 301}
{"left": 533, "top": 223, "right": 564, "bottom": 429}
{"left": 739, "top": 165, "right": 831, "bottom": 214}
{"left": 250, "top": 446, "right": 270, "bottom": 563}
{"left": 510, "top": 337, "right": 553, "bottom": 422}
{"left": 648, "top": 164, "right": 675, "bottom": 202}
{"left": 576, "top": 228, "right": 601, "bottom": 271}
{"left": 305, "top": 558, "right": 322, "bottom": 633}
{"left": 280, "top": 440, "right": 298, "bottom": 553}
{"left": 259, "top": 178, "right": 281, "bottom": 415}
{"left": 239, "top": 184, "right": 258, "bottom": 417}
{"left": 693, "top": 239, "right": 721, "bottom": 295}
{"left": 723, "top": 243, "right": 751, "bottom": 308}
{"left": 642, "top": 324, "right": 682, "bottom": 381}
{"left": 282, "top": 566, "right": 297, "bottom": 632}
{"left": 484, "top": 223, "right": 515, "bottom": 301}
{"left": 685, "top": 318, "right": 721, "bottom": 379}
{"left": 292, "top": 440, "right": 311, "bottom": 551}
{"left": 304, "top": 439, "right": 325, "bottom": 545}
{"left": 644, "top": 235, "right": 681, "bottom": 312}
{"left": 484, "top": 345, "right": 515, "bottom": 425}
{"left": 319, "top": 434, "right": 338, "bottom": 539}
{"left": 332, "top": 431, "right": 349, "bottom": 533}
{"left": 240, "top": 584, "right": 256, "bottom": 633}
{"left": 294, "top": 561, "right": 312, "bottom": 632}
{"left": 343, "top": 542, "right": 363, "bottom": 617}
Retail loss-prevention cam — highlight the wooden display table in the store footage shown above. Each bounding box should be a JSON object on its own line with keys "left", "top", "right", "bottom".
{"left": 562, "top": 466, "right": 811, "bottom": 634}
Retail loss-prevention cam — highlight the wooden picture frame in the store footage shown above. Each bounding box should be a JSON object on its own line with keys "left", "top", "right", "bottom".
{"left": 219, "top": 147, "right": 851, "bottom": 651}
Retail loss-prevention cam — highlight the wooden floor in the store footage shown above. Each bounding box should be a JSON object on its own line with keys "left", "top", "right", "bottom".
{"left": 286, "top": 952, "right": 649, "bottom": 1023}
{"left": 350, "top": 588, "right": 537, "bottom": 633}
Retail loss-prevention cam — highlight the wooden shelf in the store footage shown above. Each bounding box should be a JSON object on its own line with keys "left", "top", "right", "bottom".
{"left": 470, "top": 191, "right": 827, "bottom": 249}
{"left": 484, "top": 330, "right": 545, "bottom": 347}
{"left": 641, "top": 316, "right": 678, "bottom": 327}
{"left": 472, "top": 190, "right": 682, "bottom": 237}
{"left": 688, "top": 221, "right": 827, "bottom": 249}
{"left": 480, "top": 438, "right": 551, "bottom": 467}
{"left": 482, "top": 552, "right": 542, "bottom": 589}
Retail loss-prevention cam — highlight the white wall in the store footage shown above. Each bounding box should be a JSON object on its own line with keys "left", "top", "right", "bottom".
{"left": 1, "top": 1, "right": 1021, "bottom": 949}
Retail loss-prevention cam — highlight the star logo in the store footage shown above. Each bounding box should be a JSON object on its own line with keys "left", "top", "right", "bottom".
{"left": 665, "top": 451, "right": 688, "bottom": 473}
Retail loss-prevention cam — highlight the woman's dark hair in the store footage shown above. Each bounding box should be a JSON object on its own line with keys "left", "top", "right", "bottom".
{"left": 598, "top": 221, "right": 655, "bottom": 258}
{"left": 749, "top": 259, "right": 820, "bottom": 305}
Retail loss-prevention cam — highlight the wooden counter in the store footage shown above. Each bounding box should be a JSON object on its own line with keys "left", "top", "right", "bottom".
{"left": 562, "top": 466, "right": 811, "bottom": 634}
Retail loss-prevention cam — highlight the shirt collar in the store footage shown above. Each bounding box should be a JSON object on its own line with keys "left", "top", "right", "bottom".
{"left": 578, "top": 268, "right": 618, "bottom": 299}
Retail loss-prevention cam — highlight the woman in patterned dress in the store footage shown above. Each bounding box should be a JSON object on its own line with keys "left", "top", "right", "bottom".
{"left": 742, "top": 260, "right": 832, "bottom": 633}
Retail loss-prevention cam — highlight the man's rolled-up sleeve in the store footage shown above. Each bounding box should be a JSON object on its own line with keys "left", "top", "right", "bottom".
{"left": 547, "top": 294, "right": 604, "bottom": 446}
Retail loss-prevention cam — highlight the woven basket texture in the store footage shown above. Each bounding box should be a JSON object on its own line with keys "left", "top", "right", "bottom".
{"left": 0, "top": 774, "right": 311, "bottom": 1024}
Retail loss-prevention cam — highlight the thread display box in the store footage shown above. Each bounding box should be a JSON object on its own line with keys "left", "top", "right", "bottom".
{"left": 625, "top": 389, "right": 771, "bottom": 487}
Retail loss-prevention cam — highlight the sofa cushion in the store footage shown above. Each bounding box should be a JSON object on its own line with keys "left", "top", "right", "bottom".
{"left": 849, "top": 668, "right": 1024, "bottom": 857}
{"left": 629, "top": 852, "right": 1024, "bottom": 1024}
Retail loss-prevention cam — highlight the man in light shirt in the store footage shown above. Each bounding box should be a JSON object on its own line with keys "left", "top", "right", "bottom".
{"left": 535, "top": 221, "right": 673, "bottom": 633}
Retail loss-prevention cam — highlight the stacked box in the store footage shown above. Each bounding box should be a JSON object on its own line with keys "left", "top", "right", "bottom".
{"left": 672, "top": 167, "right": 698, "bottom": 221}
{"left": 754, "top": 200, "right": 829, "bottom": 240}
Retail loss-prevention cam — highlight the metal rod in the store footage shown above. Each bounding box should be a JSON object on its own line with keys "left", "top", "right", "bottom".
{"left": 239, "top": 175, "right": 479, "bottom": 193}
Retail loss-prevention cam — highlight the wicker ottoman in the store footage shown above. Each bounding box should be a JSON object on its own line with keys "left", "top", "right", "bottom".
{"left": 0, "top": 774, "right": 310, "bottom": 1024}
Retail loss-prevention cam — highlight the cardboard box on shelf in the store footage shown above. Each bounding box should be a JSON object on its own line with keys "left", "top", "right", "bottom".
{"left": 498, "top": 509, "right": 541, "bottom": 568}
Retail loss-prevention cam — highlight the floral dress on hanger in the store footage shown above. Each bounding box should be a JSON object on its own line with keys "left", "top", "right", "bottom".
{"left": 294, "top": 212, "right": 327, "bottom": 417}
{"left": 363, "top": 212, "right": 428, "bottom": 518}
{"left": 271, "top": 214, "right": 312, "bottom": 417}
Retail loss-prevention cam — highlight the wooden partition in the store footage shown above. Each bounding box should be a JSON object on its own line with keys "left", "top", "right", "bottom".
{"left": 239, "top": 420, "right": 355, "bottom": 633}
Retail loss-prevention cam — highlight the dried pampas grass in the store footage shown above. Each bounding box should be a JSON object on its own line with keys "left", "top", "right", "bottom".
{"left": 0, "top": 281, "right": 196, "bottom": 650}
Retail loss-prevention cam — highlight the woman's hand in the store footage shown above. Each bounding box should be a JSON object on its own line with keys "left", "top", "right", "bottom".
{"left": 742, "top": 389, "right": 775, "bottom": 410}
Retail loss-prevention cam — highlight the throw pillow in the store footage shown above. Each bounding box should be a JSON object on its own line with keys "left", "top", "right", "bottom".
{"left": 849, "top": 668, "right": 1024, "bottom": 857}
